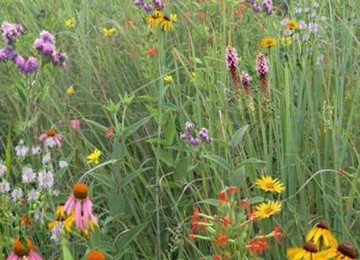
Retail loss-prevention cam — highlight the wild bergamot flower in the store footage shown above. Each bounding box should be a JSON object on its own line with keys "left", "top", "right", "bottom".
{"left": 305, "top": 220, "right": 338, "bottom": 248}
{"left": 87, "top": 149, "right": 101, "bottom": 164}
{"left": 260, "top": 37, "right": 278, "bottom": 48}
{"left": 64, "top": 18, "right": 76, "bottom": 28}
{"left": 254, "top": 175, "right": 285, "bottom": 193}
{"left": 254, "top": 201, "right": 282, "bottom": 219}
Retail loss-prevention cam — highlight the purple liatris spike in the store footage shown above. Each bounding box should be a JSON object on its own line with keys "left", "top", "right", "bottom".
{"left": 240, "top": 72, "right": 252, "bottom": 97}
{"left": 256, "top": 53, "right": 270, "bottom": 96}
{"left": 225, "top": 46, "right": 240, "bottom": 93}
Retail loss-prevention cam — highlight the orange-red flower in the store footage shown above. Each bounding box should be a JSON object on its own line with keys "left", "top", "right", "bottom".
{"left": 246, "top": 236, "right": 271, "bottom": 256}
{"left": 146, "top": 45, "right": 158, "bottom": 57}
{"left": 214, "top": 230, "right": 229, "bottom": 247}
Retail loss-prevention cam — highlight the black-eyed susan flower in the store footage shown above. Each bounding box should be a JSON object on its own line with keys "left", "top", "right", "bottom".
{"left": 7, "top": 237, "right": 42, "bottom": 260}
{"left": 255, "top": 175, "right": 285, "bottom": 193}
{"left": 317, "top": 242, "right": 357, "bottom": 260}
{"left": 260, "top": 37, "right": 278, "bottom": 48}
{"left": 287, "top": 241, "right": 321, "bottom": 260}
{"left": 87, "top": 149, "right": 101, "bottom": 164}
{"left": 64, "top": 183, "right": 98, "bottom": 231}
{"left": 86, "top": 249, "right": 106, "bottom": 260}
{"left": 161, "top": 14, "right": 177, "bottom": 31}
{"left": 287, "top": 20, "right": 299, "bottom": 30}
{"left": 147, "top": 9, "right": 164, "bottom": 27}
{"left": 103, "top": 27, "right": 116, "bottom": 37}
{"left": 305, "top": 220, "right": 338, "bottom": 248}
{"left": 254, "top": 201, "right": 282, "bottom": 219}
{"left": 64, "top": 18, "right": 76, "bottom": 28}
{"left": 48, "top": 204, "right": 74, "bottom": 233}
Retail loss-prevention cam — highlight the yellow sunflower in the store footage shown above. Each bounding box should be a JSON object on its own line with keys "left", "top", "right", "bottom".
{"left": 317, "top": 242, "right": 357, "bottom": 260}
{"left": 260, "top": 37, "right": 278, "bottom": 48}
{"left": 254, "top": 175, "right": 285, "bottom": 193}
{"left": 305, "top": 220, "right": 338, "bottom": 248}
{"left": 254, "top": 201, "right": 282, "bottom": 219}
{"left": 287, "top": 20, "right": 299, "bottom": 30}
{"left": 287, "top": 242, "right": 321, "bottom": 260}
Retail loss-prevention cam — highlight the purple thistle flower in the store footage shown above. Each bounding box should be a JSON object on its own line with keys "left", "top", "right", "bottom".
{"left": 1, "top": 21, "right": 24, "bottom": 43}
{"left": 52, "top": 51, "right": 68, "bottom": 68}
{"left": 11, "top": 187, "right": 23, "bottom": 201}
{"left": 40, "top": 30, "right": 55, "bottom": 44}
{"left": 180, "top": 132, "right": 191, "bottom": 141}
{"left": 0, "top": 45, "right": 18, "bottom": 62}
{"left": 143, "top": 3, "right": 153, "bottom": 12}
{"left": 189, "top": 137, "right": 200, "bottom": 146}
{"left": 153, "top": 0, "right": 164, "bottom": 9}
{"left": 15, "top": 55, "right": 26, "bottom": 71}
{"left": 185, "top": 121, "right": 195, "bottom": 132}
{"left": 263, "top": 0, "right": 273, "bottom": 15}
{"left": 133, "top": 0, "right": 145, "bottom": 6}
{"left": 198, "top": 128, "right": 211, "bottom": 143}
{"left": 252, "top": 3, "right": 262, "bottom": 13}
{"left": 24, "top": 56, "right": 39, "bottom": 74}
{"left": 22, "top": 167, "right": 36, "bottom": 183}
{"left": 34, "top": 39, "right": 55, "bottom": 57}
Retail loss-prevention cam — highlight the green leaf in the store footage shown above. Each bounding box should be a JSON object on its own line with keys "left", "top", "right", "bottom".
{"left": 230, "top": 125, "right": 249, "bottom": 148}
{"left": 61, "top": 239, "right": 74, "bottom": 260}
{"left": 115, "top": 222, "right": 149, "bottom": 251}
{"left": 202, "top": 154, "right": 231, "bottom": 171}
{"left": 197, "top": 198, "right": 218, "bottom": 206}
{"left": 122, "top": 166, "right": 152, "bottom": 187}
{"left": 249, "top": 196, "right": 265, "bottom": 204}
{"left": 123, "top": 116, "right": 151, "bottom": 139}
{"left": 236, "top": 158, "right": 266, "bottom": 168}
{"left": 157, "top": 149, "right": 173, "bottom": 167}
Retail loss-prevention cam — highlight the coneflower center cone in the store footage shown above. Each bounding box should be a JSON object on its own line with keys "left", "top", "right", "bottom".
{"left": 73, "top": 183, "right": 88, "bottom": 200}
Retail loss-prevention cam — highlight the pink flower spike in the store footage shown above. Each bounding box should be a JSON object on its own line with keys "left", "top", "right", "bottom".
{"left": 70, "top": 119, "right": 80, "bottom": 129}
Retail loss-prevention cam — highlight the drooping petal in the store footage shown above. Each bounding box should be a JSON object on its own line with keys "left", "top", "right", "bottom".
{"left": 38, "top": 133, "right": 47, "bottom": 141}
{"left": 29, "top": 250, "right": 43, "bottom": 260}
{"left": 83, "top": 199, "right": 90, "bottom": 229}
{"left": 64, "top": 195, "right": 75, "bottom": 214}
{"left": 75, "top": 200, "right": 83, "bottom": 230}
{"left": 6, "top": 253, "right": 18, "bottom": 260}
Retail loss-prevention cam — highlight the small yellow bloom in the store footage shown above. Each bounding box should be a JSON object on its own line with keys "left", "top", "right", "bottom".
{"left": 161, "top": 13, "right": 177, "bottom": 31}
{"left": 254, "top": 201, "right": 282, "bottom": 219}
{"left": 64, "top": 18, "right": 76, "bottom": 28}
{"left": 87, "top": 149, "right": 102, "bottom": 164}
{"left": 163, "top": 74, "right": 173, "bottom": 83}
{"left": 281, "top": 36, "right": 292, "bottom": 46}
{"left": 66, "top": 86, "right": 75, "bottom": 96}
{"left": 287, "top": 20, "right": 299, "bottom": 30}
{"left": 103, "top": 27, "right": 116, "bottom": 37}
{"left": 254, "top": 175, "right": 285, "bottom": 193}
{"left": 260, "top": 37, "right": 278, "bottom": 48}
{"left": 305, "top": 221, "right": 338, "bottom": 248}
{"left": 190, "top": 72, "right": 196, "bottom": 83}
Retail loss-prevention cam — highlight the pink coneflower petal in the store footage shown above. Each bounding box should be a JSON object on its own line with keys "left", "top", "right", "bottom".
{"left": 83, "top": 199, "right": 90, "bottom": 229}
{"left": 64, "top": 195, "right": 75, "bottom": 214}
{"left": 6, "top": 253, "right": 18, "bottom": 260}
{"left": 75, "top": 200, "right": 83, "bottom": 230}
{"left": 29, "top": 250, "right": 43, "bottom": 260}
{"left": 38, "top": 133, "right": 47, "bottom": 141}
{"left": 91, "top": 214, "right": 98, "bottom": 225}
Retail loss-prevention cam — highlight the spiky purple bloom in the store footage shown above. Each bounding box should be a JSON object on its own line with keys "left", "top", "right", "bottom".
{"left": 52, "top": 51, "right": 67, "bottom": 68}
{"left": 16, "top": 56, "right": 39, "bottom": 74}
{"left": 22, "top": 167, "right": 36, "bottom": 183}
{"left": 11, "top": 187, "right": 23, "bottom": 201}
{"left": 256, "top": 53, "right": 269, "bottom": 77}
{"left": 133, "top": 0, "right": 145, "bottom": 6}
{"left": 225, "top": 46, "right": 238, "bottom": 70}
{"left": 252, "top": 3, "right": 261, "bottom": 13}
{"left": 189, "top": 137, "right": 200, "bottom": 146}
{"left": 185, "top": 121, "right": 195, "bottom": 132}
{"left": 1, "top": 21, "right": 24, "bottom": 43}
{"left": 0, "top": 45, "right": 18, "bottom": 62}
{"left": 39, "top": 30, "right": 55, "bottom": 44}
{"left": 34, "top": 39, "right": 55, "bottom": 57}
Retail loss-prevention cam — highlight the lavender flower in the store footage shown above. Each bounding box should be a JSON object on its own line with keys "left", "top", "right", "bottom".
{"left": 0, "top": 45, "right": 18, "bottom": 62}
{"left": 0, "top": 164, "right": 6, "bottom": 178}
{"left": 22, "top": 167, "right": 36, "bottom": 183}
{"left": 308, "top": 22, "right": 319, "bottom": 34}
{"left": 15, "top": 140, "right": 29, "bottom": 157}
{"left": 23, "top": 56, "right": 39, "bottom": 74}
{"left": 27, "top": 188, "right": 39, "bottom": 202}
{"left": 180, "top": 132, "right": 191, "bottom": 141}
{"left": 252, "top": 3, "right": 261, "bottom": 13}
{"left": 153, "top": 0, "right": 164, "bottom": 9}
{"left": 50, "top": 222, "right": 64, "bottom": 243}
{"left": 263, "top": 0, "right": 272, "bottom": 15}
{"left": 52, "top": 51, "right": 67, "bottom": 68}
{"left": 42, "top": 152, "right": 51, "bottom": 164}
{"left": 1, "top": 21, "right": 24, "bottom": 43}
{"left": 11, "top": 187, "right": 23, "bottom": 201}
{"left": 0, "top": 180, "right": 10, "bottom": 193}
{"left": 38, "top": 170, "right": 54, "bottom": 189}
{"left": 39, "top": 30, "right": 55, "bottom": 44}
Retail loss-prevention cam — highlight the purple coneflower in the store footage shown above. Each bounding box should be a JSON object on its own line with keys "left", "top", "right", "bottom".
{"left": 64, "top": 183, "right": 98, "bottom": 231}
{"left": 7, "top": 237, "right": 42, "bottom": 260}
{"left": 38, "top": 129, "right": 62, "bottom": 148}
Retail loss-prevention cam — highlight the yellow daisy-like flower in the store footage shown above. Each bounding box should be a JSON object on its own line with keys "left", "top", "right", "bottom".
{"left": 287, "top": 242, "right": 321, "bottom": 260}
{"left": 66, "top": 86, "right": 75, "bottom": 96}
{"left": 254, "top": 175, "right": 285, "bottom": 193}
{"left": 260, "top": 37, "right": 278, "bottom": 48}
{"left": 317, "top": 242, "right": 357, "bottom": 260}
{"left": 48, "top": 204, "right": 75, "bottom": 233}
{"left": 64, "top": 18, "right": 76, "bottom": 28}
{"left": 163, "top": 74, "right": 173, "bottom": 83}
{"left": 161, "top": 13, "right": 177, "bottom": 31}
{"left": 103, "top": 27, "right": 116, "bottom": 37}
{"left": 147, "top": 9, "right": 164, "bottom": 27}
{"left": 287, "top": 20, "right": 299, "bottom": 30}
{"left": 305, "top": 220, "right": 338, "bottom": 248}
{"left": 87, "top": 149, "right": 102, "bottom": 164}
{"left": 254, "top": 201, "right": 282, "bottom": 219}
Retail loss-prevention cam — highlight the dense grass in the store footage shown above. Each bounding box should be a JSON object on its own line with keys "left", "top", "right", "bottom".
{"left": 0, "top": 0, "right": 359, "bottom": 259}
